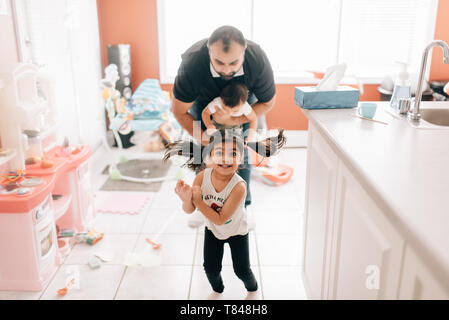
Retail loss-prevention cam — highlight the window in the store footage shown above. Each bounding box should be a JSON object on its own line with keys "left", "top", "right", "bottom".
{"left": 12, "top": 0, "right": 105, "bottom": 150}
{"left": 157, "top": 0, "right": 438, "bottom": 84}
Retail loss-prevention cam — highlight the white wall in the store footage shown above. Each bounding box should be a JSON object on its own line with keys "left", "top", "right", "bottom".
{"left": 0, "top": 0, "right": 19, "bottom": 71}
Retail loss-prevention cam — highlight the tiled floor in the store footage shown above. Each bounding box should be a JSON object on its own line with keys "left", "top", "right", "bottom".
{"left": 0, "top": 147, "right": 308, "bottom": 300}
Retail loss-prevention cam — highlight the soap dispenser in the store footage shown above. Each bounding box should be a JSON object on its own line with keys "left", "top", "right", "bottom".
{"left": 390, "top": 61, "right": 411, "bottom": 110}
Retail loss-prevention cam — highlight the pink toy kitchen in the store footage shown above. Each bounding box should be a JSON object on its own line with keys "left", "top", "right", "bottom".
{"left": 0, "top": 64, "right": 96, "bottom": 291}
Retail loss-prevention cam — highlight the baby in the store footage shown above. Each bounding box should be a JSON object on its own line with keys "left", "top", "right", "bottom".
{"left": 202, "top": 83, "right": 257, "bottom": 141}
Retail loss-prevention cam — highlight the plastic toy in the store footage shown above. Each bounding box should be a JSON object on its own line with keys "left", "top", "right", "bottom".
{"left": 249, "top": 148, "right": 293, "bottom": 186}
{"left": 19, "top": 177, "right": 44, "bottom": 187}
{"left": 57, "top": 277, "right": 75, "bottom": 296}
{"left": 58, "top": 229, "right": 75, "bottom": 238}
{"left": 17, "top": 188, "right": 30, "bottom": 196}
{"left": 144, "top": 209, "right": 179, "bottom": 251}
{"left": 0, "top": 63, "right": 96, "bottom": 291}
{"left": 84, "top": 229, "right": 104, "bottom": 245}
{"left": 94, "top": 251, "right": 114, "bottom": 262}
{"left": 146, "top": 237, "right": 161, "bottom": 250}
{"left": 88, "top": 256, "right": 101, "bottom": 269}
{"left": 1, "top": 169, "right": 25, "bottom": 184}
{"left": 74, "top": 232, "right": 88, "bottom": 243}
{"left": 40, "top": 158, "right": 54, "bottom": 168}
{"left": 100, "top": 71, "right": 181, "bottom": 184}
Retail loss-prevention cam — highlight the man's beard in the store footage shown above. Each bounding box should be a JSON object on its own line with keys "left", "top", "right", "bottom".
{"left": 218, "top": 72, "right": 236, "bottom": 81}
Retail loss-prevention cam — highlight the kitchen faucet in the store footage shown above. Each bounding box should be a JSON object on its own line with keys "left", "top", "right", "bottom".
{"left": 408, "top": 40, "right": 449, "bottom": 121}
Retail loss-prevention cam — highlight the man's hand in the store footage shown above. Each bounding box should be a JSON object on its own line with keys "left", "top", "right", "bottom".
{"left": 175, "top": 180, "right": 193, "bottom": 203}
{"left": 210, "top": 107, "right": 229, "bottom": 124}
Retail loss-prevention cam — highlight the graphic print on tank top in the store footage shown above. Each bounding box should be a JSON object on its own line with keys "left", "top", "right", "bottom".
{"left": 210, "top": 202, "right": 232, "bottom": 224}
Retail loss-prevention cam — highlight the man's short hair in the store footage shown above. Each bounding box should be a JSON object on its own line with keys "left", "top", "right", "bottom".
{"left": 207, "top": 25, "right": 247, "bottom": 52}
{"left": 220, "top": 83, "right": 248, "bottom": 107}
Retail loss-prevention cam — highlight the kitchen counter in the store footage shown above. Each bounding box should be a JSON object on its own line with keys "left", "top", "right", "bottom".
{"left": 302, "top": 101, "right": 449, "bottom": 284}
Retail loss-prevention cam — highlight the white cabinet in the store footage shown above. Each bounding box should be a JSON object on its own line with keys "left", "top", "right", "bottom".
{"left": 302, "top": 123, "right": 339, "bottom": 299}
{"left": 328, "top": 161, "right": 404, "bottom": 299}
{"left": 303, "top": 120, "right": 449, "bottom": 300}
{"left": 398, "top": 247, "right": 449, "bottom": 300}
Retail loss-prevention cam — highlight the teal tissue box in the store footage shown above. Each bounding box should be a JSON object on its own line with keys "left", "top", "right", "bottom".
{"left": 294, "top": 86, "right": 359, "bottom": 109}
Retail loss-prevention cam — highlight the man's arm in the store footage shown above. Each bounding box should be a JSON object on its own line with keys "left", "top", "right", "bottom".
{"left": 171, "top": 97, "right": 209, "bottom": 145}
{"left": 252, "top": 94, "right": 276, "bottom": 117}
{"left": 202, "top": 105, "right": 218, "bottom": 136}
{"left": 246, "top": 111, "right": 258, "bottom": 141}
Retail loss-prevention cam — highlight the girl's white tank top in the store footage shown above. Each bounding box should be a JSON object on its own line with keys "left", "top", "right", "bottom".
{"left": 200, "top": 167, "right": 248, "bottom": 240}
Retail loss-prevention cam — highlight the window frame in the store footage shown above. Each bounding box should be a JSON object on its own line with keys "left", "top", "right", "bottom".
{"left": 157, "top": 0, "right": 439, "bottom": 85}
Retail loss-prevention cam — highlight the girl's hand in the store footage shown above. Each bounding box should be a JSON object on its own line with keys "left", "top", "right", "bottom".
{"left": 174, "top": 180, "right": 192, "bottom": 203}
{"left": 205, "top": 128, "right": 218, "bottom": 137}
{"left": 192, "top": 185, "right": 203, "bottom": 205}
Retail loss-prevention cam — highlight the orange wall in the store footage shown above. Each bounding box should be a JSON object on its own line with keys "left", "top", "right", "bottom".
{"left": 430, "top": 0, "right": 449, "bottom": 81}
{"left": 97, "top": 0, "right": 449, "bottom": 130}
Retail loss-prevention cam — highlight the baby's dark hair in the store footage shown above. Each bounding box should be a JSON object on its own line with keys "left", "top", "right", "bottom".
{"left": 220, "top": 83, "right": 248, "bottom": 108}
{"left": 163, "top": 129, "right": 286, "bottom": 174}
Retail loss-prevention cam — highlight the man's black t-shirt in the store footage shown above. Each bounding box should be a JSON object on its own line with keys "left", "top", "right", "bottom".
{"left": 173, "top": 38, "right": 275, "bottom": 108}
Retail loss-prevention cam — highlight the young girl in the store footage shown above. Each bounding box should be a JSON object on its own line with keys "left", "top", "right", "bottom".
{"left": 164, "top": 129, "right": 286, "bottom": 297}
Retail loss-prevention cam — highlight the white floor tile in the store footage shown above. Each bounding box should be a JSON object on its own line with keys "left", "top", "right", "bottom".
{"left": 254, "top": 209, "right": 303, "bottom": 235}
{"left": 92, "top": 175, "right": 110, "bottom": 193}
{"left": 142, "top": 208, "right": 196, "bottom": 235}
{"left": 91, "top": 211, "right": 148, "bottom": 234}
{"left": 64, "top": 234, "right": 139, "bottom": 265}
{"left": 189, "top": 266, "right": 262, "bottom": 300}
{"left": 256, "top": 234, "right": 303, "bottom": 266}
{"left": 40, "top": 264, "right": 125, "bottom": 300}
{"left": 260, "top": 266, "right": 308, "bottom": 300}
{"left": 150, "top": 190, "right": 184, "bottom": 209}
{"left": 133, "top": 233, "right": 197, "bottom": 266}
{"left": 0, "top": 289, "right": 45, "bottom": 300}
{"left": 194, "top": 232, "right": 259, "bottom": 267}
{"left": 279, "top": 148, "right": 308, "bottom": 171}
{"left": 250, "top": 182, "right": 303, "bottom": 212}
{"left": 115, "top": 266, "right": 192, "bottom": 300}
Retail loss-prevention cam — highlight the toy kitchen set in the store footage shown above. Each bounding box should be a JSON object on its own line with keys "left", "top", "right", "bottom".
{"left": 0, "top": 64, "right": 96, "bottom": 291}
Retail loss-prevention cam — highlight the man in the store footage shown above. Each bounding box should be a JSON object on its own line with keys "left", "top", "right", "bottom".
{"left": 171, "top": 25, "right": 276, "bottom": 227}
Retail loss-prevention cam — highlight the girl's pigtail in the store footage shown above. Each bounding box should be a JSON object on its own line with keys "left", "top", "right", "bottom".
{"left": 247, "top": 128, "right": 286, "bottom": 158}
{"left": 163, "top": 140, "right": 206, "bottom": 173}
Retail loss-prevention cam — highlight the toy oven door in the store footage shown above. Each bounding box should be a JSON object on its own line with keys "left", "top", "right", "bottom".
{"left": 34, "top": 198, "right": 57, "bottom": 270}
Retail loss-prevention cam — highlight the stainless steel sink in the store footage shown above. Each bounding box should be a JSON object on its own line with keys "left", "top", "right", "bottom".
{"left": 383, "top": 102, "right": 449, "bottom": 130}
{"left": 409, "top": 102, "right": 449, "bottom": 129}
{"left": 420, "top": 108, "right": 449, "bottom": 126}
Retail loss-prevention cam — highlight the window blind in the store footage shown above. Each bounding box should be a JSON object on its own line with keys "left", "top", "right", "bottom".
{"left": 158, "top": 0, "right": 438, "bottom": 83}
{"left": 339, "top": 0, "right": 438, "bottom": 77}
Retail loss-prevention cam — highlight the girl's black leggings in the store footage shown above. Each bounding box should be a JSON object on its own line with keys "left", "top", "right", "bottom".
{"left": 203, "top": 227, "right": 258, "bottom": 293}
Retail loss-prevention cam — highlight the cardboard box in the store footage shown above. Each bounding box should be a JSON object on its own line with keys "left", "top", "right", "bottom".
{"left": 294, "top": 86, "right": 359, "bottom": 109}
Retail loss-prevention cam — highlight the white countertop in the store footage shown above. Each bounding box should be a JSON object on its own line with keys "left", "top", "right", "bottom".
{"left": 303, "top": 101, "right": 449, "bottom": 278}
